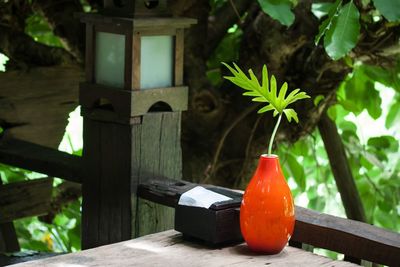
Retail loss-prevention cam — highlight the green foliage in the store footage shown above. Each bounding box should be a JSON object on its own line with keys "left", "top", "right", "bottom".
{"left": 257, "top": 0, "right": 295, "bottom": 27}
{"left": 314, "top": 0, "right": 343, "bottom": 45}
{"left": 223, "top": 62, "right": 310, "bottom": 155}
{"left": 311, "top": 2, "right": 335, "bottom": 20}
{"left": 222, "top": 63, "right": 310, "bottom": 122}
{"left": 323, "top": 2, "right": 360, "bottom": 60}
{"left": 15, "top": 200, "right": 81, "bottom": 252}
{"left": 372, "top": 0, "right": 400, "bottom": 22}
{"left": 386, "top": 97, "right": 400, "bottom": 128}
{"left": 25, "top": 14, "right": 63, "bottom": 48}
{"left": 0, "top": 163, "right": 82, "bottom": 252}
{"left": 338, "top": 64, "right": 382, "bottom": 119}
{"left": 207, "top": 26, "right": 243, "bottom": 87}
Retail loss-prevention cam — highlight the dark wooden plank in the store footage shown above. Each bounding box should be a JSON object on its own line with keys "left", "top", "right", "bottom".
{"left": 293, "top": 206, "right": 400, "bottom": 267}
{"left": 0, "top": 221, "right": 19, "bottom": 253}
{"left": 0, "top": 178, "right": 53, "bottom": 223}
{"left": 98, "top": 122, "right": 113, "bottom": 245}
{"left": 0, "top": 138, "right": 82, "bottom": 183}
{"left": 79, "top": 13, "right": 196, "bottom": 30}
{"left": 82, "top": 119, "right": 133, "bottom": 249}
{"left": 81, "top": 119, "right": 101, "bottom": 249}
{"left": 85, "top": 23, "right": 94, "bottom": 83}
{"left": 0, "top": 178, "right": 19, "bottom": 253}
{"left": 137, "top": 178, "right": 400, "bottom": 266}
{"left": 124, "top": 29, "right": 133, "bottom": 90}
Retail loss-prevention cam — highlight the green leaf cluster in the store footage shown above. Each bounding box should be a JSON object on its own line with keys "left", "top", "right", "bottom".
{"left": 372, "top": 0, "right": 400, "bottom": 22}
{"left": 313, "top": 0, "right": 400, "bottom": 60}
{"left": 222, "top": 62, "right": 310, "bottom": 123}
{"left": 257, "top": 0, "right": 295, "bottom": 27}
{"left": 25, "top": 14, "right": 63, "bottom": 48}
{"left": 315, "top": 0, "right": 360, "bottom": 60}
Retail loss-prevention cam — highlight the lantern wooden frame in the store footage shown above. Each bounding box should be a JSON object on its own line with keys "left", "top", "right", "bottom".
{"left": 78, "top": 13, "right": 196, "bottom": 123}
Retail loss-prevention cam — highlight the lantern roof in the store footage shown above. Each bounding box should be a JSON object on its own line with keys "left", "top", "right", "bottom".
{"left": 79, "top": 13, "right": 196, "bottom": 31}
{"left": 101, "top": 0, "right": 172, "bottom": 18}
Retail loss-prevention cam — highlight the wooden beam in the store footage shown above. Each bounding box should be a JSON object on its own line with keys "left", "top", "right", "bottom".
{"left": 0, "top": 178, "right": 20, "bottom": 253}
{"left": 137, "top": 177, "right": 400, "bottom": 266}
{"left": 0, "top": 138, "right": 82, "bottom": 183}
{"left": 0, "top": 222, "right": 19, "bottom": 253}
{"left": 0, "top": 178, "right": 53, "bottom": 223}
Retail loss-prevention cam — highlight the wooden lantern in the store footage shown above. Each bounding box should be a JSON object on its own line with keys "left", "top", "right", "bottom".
{"left": 78, "top": 1, "right": 196, "bottom": 249}
{"left": 79, "top": 6, "right": 196, "bottom": 123}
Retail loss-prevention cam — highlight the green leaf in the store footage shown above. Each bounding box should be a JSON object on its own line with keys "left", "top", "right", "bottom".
{"left": 222, "top": 62, "right": 310, "bottom": 123}
{"left": 313, "top": 95, "right": 325, "bottom": 106}
{"left": 368, "top": 136, "right": 399, "bottom": 152}
{"left": 258, "top": 104, "right": 275, "bottom": 114}
{"left": 283, "top": 108, "right": 299, "bottom": 123}
{"left": 312, "top": 2, "right": 334, "bottom": 19}
{"left": 315, "top": 0, "right": 343, "bottom": 45}
{"left": 257, "top": 0, "right": 295, "bottom": 27}
{"left": 285, "top": 154, "right": 306, "bottom": 190}
{"left": 324, "top": 2, "right": 360, "bottom": 60}
{"left": 341, "top": 65, "right": 382, "bottom": 118}
{"left": 385, "top": 101, "right": 400, "bottom": 129}
{"left": 372, "top": 0, "right": 400, "bottom": 22}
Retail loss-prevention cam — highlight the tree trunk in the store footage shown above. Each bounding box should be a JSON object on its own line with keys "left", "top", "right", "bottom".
{"left": 318, "top": 112, "right": 367, "bottom": 222}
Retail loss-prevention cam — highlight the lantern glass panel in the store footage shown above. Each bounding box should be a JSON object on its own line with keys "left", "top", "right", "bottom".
{"left": 140, "top": 35, "right": 173, "bottom": 89}
{"left": 95, "top": 31, "right": 125, "bottom": 88}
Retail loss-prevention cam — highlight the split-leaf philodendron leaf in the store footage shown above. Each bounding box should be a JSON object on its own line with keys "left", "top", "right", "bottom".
{"left": 222, "top": 62, "right": 310, "bottom": 123}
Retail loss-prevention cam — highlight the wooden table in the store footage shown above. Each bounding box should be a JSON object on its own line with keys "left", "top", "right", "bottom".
{"left": 11, "top": 230, "right": 358, "bottom": 267}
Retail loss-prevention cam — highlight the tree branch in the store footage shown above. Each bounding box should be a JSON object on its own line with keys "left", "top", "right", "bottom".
{"left": 32, "top": 0, "right": 85, "bottom": 63}
{"left": 318, "top": 112, "right": 367, "bottom": 222}
{"left": 206, "top": 0, "right": 253, "bottom": 57}
{"left": 0, "top": 25, "right": 76, "bottom": 67}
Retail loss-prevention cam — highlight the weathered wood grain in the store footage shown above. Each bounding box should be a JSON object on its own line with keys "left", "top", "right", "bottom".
{"left": 293, "top": 206, "right": 400, "bottom": 267}
{"left": 132, "top": 32, "right": 141, "bottom": 90}
{"left": 0, "top": 66, "right": 81, "bottom": 148}
{"left": 11, "top": 230, "right": 358, "bottom": 267}
{"left": 0, "top": 178, "right": 53, "bottom": 223}
{"left": 132, "top": 112, "right": 182, "bottom": 238}
{"left": 81, "top": 119, "right": 132, "bottom": 249}
{"left": 137, "top": 177, "right": 400, "bottom": 266}
{"left": 0, "top": 138, "right": 82, "bottom": 183}
{"left": 174, "top": 29, "right": 184, "bottom": 86}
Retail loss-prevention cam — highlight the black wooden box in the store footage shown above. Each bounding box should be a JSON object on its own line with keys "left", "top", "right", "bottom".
{"left": 174, "top": 187, "right": 243, "bottom": 245}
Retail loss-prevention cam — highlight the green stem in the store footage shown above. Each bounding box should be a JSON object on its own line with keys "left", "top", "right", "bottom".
{"left": 268, "top": 114, "right": 282, "bottom": 155}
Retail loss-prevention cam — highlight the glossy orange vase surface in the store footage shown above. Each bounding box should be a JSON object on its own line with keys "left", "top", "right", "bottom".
{"left": 240, "top": 154, "right": 295, "bottom": 254}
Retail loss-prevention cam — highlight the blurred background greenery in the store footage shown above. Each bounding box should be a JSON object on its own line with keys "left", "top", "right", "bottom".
{"left": 0, "top": 0, "right": 398, "bottom": 261}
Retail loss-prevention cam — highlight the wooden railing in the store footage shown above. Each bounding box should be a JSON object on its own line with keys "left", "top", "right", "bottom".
{"left": 138, "top": 178, "right": 400, "bottom": 267}
{"left": 1, "top": 137, "right": 399, "bottom": 266}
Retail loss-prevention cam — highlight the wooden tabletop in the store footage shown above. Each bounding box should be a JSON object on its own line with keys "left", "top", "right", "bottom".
{"left": 11, "top": 230, "right": 359, "bottom": 267}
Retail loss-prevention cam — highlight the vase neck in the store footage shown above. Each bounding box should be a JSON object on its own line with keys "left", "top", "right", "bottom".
{"left": 255, "top": 154, "right": 281, "bottom": 176}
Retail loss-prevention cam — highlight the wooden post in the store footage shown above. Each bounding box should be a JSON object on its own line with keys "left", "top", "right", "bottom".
{"left": 81, "top": 110, "right": 183, "bottom": 248}
{"left": 78, "top": 10, "right": 195, "bottom": 249}
{"left": 132, "top": 112, "right": 182, "bottom": 237}
{"left": 0, "top": 178, "right": 20, "bottom": 253}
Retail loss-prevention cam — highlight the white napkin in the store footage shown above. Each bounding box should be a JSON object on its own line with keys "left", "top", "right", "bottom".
{"left": 178, "top": 186, "right": 233, "bottom": 209}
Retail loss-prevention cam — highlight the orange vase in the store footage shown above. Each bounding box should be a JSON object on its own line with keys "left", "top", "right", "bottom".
{"left": 240, "top": 154, "right": 295, "bottom": 254}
